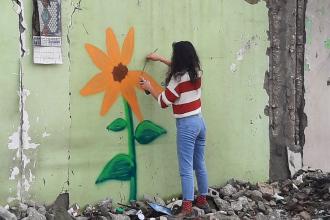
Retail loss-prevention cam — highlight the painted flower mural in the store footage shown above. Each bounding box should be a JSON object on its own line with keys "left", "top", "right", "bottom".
{"left": 81, "top": 27, "right": 166, "bottom": 200}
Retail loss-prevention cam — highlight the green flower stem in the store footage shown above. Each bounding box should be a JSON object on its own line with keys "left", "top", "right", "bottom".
{"left": 123, "top": 98, "right": 137, "bottom": 201}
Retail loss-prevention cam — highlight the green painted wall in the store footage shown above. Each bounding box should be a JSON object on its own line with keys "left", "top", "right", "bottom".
{"left": 0, "top": 0, "right": 269, "bottom": 205}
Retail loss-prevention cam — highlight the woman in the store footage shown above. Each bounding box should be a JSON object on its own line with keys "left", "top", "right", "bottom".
{"left": 140, "top": 41, "right": 210, "bottom": 217}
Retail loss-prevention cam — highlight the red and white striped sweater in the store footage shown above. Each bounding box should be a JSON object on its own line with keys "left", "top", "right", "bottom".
{"left": 157, "top": 72, "right": 202, "bottom": 118}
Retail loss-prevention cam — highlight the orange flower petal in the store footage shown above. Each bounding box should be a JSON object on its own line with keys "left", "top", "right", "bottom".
{"left": 121, "top": 87, "right": 143, "bottom": 121}
{"left": 100, "top": 87, "right": 120, "bottom": 116}
{"left": 141, "top": 72, "right": 164, "bottom": 94}
{"left": 106, "top": 28, "right": 121, "bottom": 64}
{"left": 128, "top": 71, "right": 164, "bottom": 94}
{"left": 121, "top": 27, "right": 134, "bottom": 65}
{"left": 85, "top": 44, "right": 113, "bottom": 71}
{"left": 80, "top": 73, "right": 108, "bottom": 96}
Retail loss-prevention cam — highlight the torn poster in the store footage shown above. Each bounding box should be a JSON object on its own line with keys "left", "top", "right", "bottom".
{"left": 32, "top": 0, "right": 62, "bottom": 64}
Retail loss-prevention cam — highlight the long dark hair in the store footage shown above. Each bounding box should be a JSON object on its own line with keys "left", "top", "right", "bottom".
{"left": 165, "top": 41, "right": 201, "bottom": 85}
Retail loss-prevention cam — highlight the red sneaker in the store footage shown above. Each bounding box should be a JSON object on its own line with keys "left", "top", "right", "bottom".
{"left": 175, "top": 200, "right": 194, "bottom": 218}
{"left": 195, "top": 195, "right": 212, "bottom": 214}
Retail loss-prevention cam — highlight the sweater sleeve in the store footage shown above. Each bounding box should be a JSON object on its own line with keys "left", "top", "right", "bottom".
{"left": 157, "top": 78, "right": 180, "bottom": 108}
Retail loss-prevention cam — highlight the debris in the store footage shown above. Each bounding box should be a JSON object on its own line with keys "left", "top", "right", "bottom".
{"left": 1, "top": 169, "right": 330, "bottom": 219}
{"left": 115, "top": 207, "right": 124, "bottom": 214}
{"left": 143, "top": 195, "right": 166, "bottom": 206}
{"left": 257, "top": 182, "right": 276, "bottom": 196}
{"left": 192, "top": 206, "right": 205, "bottom": 216}
{"left": 26, "top": 207, "right": 46, "bottom": 220}
{"left": 67, "top": 204, "right": 79, "bottom": 217}
{"left": 273, "top": 193, "right": 284, "bottom": 201}
{"left": 147, "top": 202, "right": 173, "bottom": 216}
{"left": 220, "top": 184, "right": 238, "bottom": 196}
{"left": 231, "top": 200, "right": 243, "bottom": 211}
{"left": 0, "top": 206, "right": 17, "bottom": 220}
{"left": 299, "top": 211, "right": 311, "bottom": 220}
{"left": 214, "top": 197, "right": 231, "bottom": 210}
{"left": 208, "top": 187, "right": 220, "bottom": 198}
{"left": 166, "top": 200, "right": 182, "bottom": 209}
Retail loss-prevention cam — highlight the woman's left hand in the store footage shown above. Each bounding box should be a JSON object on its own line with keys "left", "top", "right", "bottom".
{"left": 139, "top": 77, "right": 152, "bottom": 92}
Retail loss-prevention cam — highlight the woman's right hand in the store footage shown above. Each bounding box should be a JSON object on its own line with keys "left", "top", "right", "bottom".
{"left": 146, "top": 53, "right": 171, "bottom": 66}
{"left": 146, "top": 53, "right": 162, "bottom": 61}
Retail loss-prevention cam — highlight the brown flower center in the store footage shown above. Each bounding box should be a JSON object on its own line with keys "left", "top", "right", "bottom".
{"left": 112, "top": 63, "right": 128, "bottom": 82}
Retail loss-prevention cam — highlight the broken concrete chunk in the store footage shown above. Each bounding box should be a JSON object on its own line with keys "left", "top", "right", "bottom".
{"left": 257, "top": 182, "right": 276, "bottom": 196}
{"left": 299, "top": 211, "right": 311, "bottom": 220}
{"left": 214, "top": 197, "right": 230, "bottom": 210}
{"left": 27, "top": 207, "right": 46, "bottom": 220}
{"left": 74, "top": 217, "right": 88, "bottom": 220}
{"left": 166, "top": 200, "right": 182, "bottom": 209}
{"left": 37, "top": 206, "right": 47, "bottom": 216}
{"left": 257, "top": 201, "right": 267, "bottom": 214}
{"left": 143, "top": 195, "right": 166, "bottom": 206}
{"left": 230, "top": 200, "right": 243, "bottom": 211}
{"left": 220, "top": 184, "right": 238, "bottom": 196}
{"left": 206, "top": 211, "right": 239, "bottom": 220}
{"left": 2, "top": 169, "right": 330, "bottom": 219}
{"left": 97, "top": 198, "right": 112, "bottom": 215}
{"left": 47, "top": 193, "right": 73, "bottom": 220}
{"left": 231, "top": 190, "right": 246, "bottom": 199}
{"left": 246, "top": 190, "right": 263, "bottom": 202}
{"left": 45, "top": 213, "right": 55, "bottom": 220}
{"left": 109, "top": 213, "right": 130, "bottom": 220}
{"left": 208, "top": 187, "right": 220, "bottom": 198}
{"left": 0, "top": 206, "right": 17, "bottom": 220}
{"left": 192, "top": 206, "right": 205, "bottom": 216}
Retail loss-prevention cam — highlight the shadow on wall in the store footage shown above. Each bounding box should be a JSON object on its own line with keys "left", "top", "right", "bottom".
{"left": 80, "top": 27, "right": 167, "bottom": 201}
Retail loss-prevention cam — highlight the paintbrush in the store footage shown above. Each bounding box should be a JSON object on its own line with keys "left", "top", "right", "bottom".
{"left": 141, "top": 48, "right": 158, "bottom": 95}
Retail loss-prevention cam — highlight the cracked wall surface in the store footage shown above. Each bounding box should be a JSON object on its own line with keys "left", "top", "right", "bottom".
{"left": 304, "top": 0, "right": 330, "bottom": 172}
{"left": 1, "top": 0, "right": 269, "bottom": 205}
{"left": 0, "top": 0, "right": 71, "bottom": 203}
{"left": 0, "top": 1, "right": 21, "bottom": 204}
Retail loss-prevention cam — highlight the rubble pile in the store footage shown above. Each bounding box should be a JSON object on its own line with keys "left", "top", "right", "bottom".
{"left": 0, "top": 169, "right": 329, "bottom": 220}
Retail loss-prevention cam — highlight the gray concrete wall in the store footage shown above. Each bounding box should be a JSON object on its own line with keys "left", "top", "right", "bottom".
{"left": 304, "top": 0, "right": 330, "bottom": 171}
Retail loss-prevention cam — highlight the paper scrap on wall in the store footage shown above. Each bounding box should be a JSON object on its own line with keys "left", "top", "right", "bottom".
{"left": 32, "top": 0, "right": 62, "bottom": 64}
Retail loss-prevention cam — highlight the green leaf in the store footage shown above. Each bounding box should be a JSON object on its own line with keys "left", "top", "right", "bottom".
{"left": 135, "top": 120, "right": 167, "bottom": 144}
{"left": 95, "top": 154, "right": 135, "bottom": 184}
{"left": 106, "top": 118, "right": 127, "bottom": 132}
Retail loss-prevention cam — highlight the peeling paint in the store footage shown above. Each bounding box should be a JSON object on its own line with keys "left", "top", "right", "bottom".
{"left": 22, "top": 154, "right": 30, "bottom": 170}
{"left": 7, "top": 63, "right": 39, "bottom": 201}
{"left": 42, "top": 132, "right": 51, "bottom": 138}
{"left": 9, "top": 167, "right": 19, "bottom": 180}
{"left": 237, "top": 36, "right": 258, "bottom": 61}
{"left": 22, "top": 177, "right": 30, "bottom": 192}
{"left": 305, "top": 17, "right": 312, "bottom": 45}
{"left": 8, "top": 89, "right": 39, "bottom": 150}
{"left": 230, "top": 35, "right": 259, "bottom": 73}
{"left": 325, "top": 38, "right": 330, "bottom": 49}
{"left": 304, "top": 61, "right": 310, "bottom": 72}
{"left": 230, "top": 63, "right": 237, "bottom": 72}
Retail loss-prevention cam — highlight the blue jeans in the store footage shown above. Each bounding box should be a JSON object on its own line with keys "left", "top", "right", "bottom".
{"left": 176, "top": 114, "right": 208, "bottom": 201}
